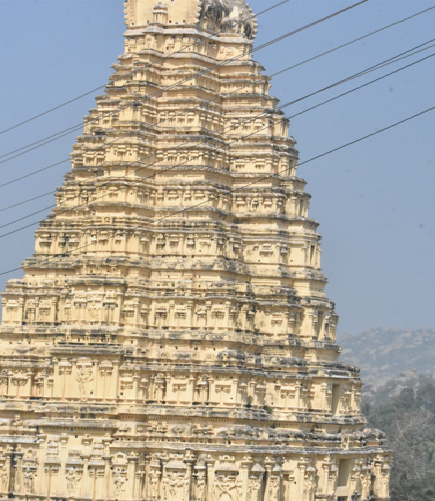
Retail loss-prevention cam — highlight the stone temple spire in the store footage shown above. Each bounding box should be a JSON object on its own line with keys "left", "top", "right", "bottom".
{"left": 0, "top": 1, "right": 389, "bottom": 500}
{"left": 124, "top": 0, "right": 258, "bottom": 38}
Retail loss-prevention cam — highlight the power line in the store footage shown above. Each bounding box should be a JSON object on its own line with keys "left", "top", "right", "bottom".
{"left": 276, "top": 44, "right": 435, "bottom": 113}
{"left": 5, "top": 0, "right": 433, "bottom": 162}
{"left": 141, "top": 105, "right": 435, "bottom": 227}
{"left": 0, "top": 0, "right": 369, "bottom": 169}
{"left": 0, "top": 1, "right": 275, "bottom": 161}
{"left": 1, "top": 6, "right": 433, "bottom": 209}
{"left": 5, "top": 2, "right": 425, "bottom": 163}
{"left": 0, "top": 159, "right": 68, "bottom": 190}
{"left": 1, "top": 38, "right": 433, "bottom": 228}
{"left": 288, "top": 51, "right": 435, "bottom": 119}
{"left": 1, "top": 102, "right": 432, "bottom": 277}
{"left": 1, "top": 44, "right": 433, "bottom": 234}
{"left": 271, "top": 3, "right": 435, "bottom": 78}
{"left": 0, "top": 192, "right": 53, "bottom": 213}
{"left": 0, "top": 28, "right": 290, "bottom": 185}
{"left": 1, "top": 41, "right": 434, "bottom": 236}
{"left": 0, "top": 0, "right": 289, "bottom": 137}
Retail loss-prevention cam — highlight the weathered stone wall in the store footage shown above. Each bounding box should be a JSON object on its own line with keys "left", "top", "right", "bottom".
{"left": 0, "top": 1, "right": 390, "bottom": 500}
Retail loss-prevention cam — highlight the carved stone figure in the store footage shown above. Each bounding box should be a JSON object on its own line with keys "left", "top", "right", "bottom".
{"left": 76, "top": 365, "right": 93, "bottom": 401}
{"left": 199, "top": 0, "right": 255, "bottom": 39}
{"left": 87, "top": 301, "right": 100, "bottom": 321}
{"left": 113, "top": 469, "right": 126, "bottom": 498}
{"left": 167, "top": 471, "right": 186, "bottom": 501}
{"left": 248, "top": 475, "right": 262, "bottom": 501}
{"left": 304, "top": 469, "right": 316, "bottom": 501}
{"left": 360, "top": 470, "right": 369, "bottom": 499}
{"left": 196, "top": 471, "right": 206, "bottom": 501}
{"left": 149, "top": 471, "right": 160, "bottom": 500}
{"left": 201, "top": 0, "right": 226, "bottom": 24}
{"left": 0, "top": 465, "right": 9, "bottom": 492}
{"left": 213, "top": 474, "right": 237, "bottom": 501}
{"left": 66, "top": 467, "right": 80, "bottom": 497}
{"left": 236, "top": 478, "right": 244, "bottom": 500}
{"left": 269, "top": 476, "right": 280, "bottom": 501}
{"left": 23, "top": 471, "right": 31, "bottom": 494}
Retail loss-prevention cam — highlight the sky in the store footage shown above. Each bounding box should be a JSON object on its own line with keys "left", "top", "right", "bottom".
{"left": 0, "top": 0, "right": 434, "bottom": 336}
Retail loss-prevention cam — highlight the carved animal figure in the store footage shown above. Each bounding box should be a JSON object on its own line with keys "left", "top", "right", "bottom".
{"left": 200, "top": 0, "right": 254, "bottom": 38}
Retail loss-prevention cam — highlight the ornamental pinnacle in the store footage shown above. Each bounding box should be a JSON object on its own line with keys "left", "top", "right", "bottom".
{"left": 0, "top": 1, "right": 390, "bottom": 500}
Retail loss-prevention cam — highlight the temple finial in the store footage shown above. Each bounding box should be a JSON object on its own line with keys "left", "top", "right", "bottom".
{"left": 124, "top": 0, "right": 257, "bottom": 39}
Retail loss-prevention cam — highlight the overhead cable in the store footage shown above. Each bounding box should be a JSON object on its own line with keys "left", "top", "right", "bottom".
{"left": 0, "top": 39, "right": 433, "bottom": 228}
{"left": 0, "top": 102, "right": 433, "bottom": 277}
{"left": 0, "top": 0, "right": 290, "bottom": 136}
{"left": 0, "top": 0, "right": 369, "bottom": 166}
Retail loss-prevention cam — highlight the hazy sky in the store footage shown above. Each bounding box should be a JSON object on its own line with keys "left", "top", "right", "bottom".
{"left": 0, "top": 0, "right": 434, "bottom": 336}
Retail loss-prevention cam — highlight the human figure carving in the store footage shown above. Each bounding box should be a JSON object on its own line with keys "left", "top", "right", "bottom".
{"left": 66, "top": 467, "right": 79, "bottom": 497}
{"left": 269, "top": 476, "right": 280, "bottom": 501}
{"left": 248, "top": 475, "right": 261, "bottom": 501}
{"left": 149, "top": 471, "right": 159, "bottom": 500}
{"left": 23, "top": 470, "right": 34, "bottom": 494}
{"left": 236, "top": 478, "right": 244, "bottom": 500}
{"left": 213, "top": 474, "right": 237, "bottom": 501}
{"left": 87, "top": 302, "right": 100, "bottom": 321}
{"left": 168, "top": 471, "right": 183, "bottom": 501}
{"left": 113, "top": 469, "right": 126, "bottom": 498}
{"left": 76, "top": 365, "right": 93, "bottom": 401}
{"left": 196, "top": 471, "right": 206, "bottom": 501}
{"left": 0, "top": 466, "right": 9, "bottom": 492}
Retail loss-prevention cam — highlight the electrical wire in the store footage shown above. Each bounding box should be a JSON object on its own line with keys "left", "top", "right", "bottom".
{"left": 1, "top": 39, "right": 433, "bottom": 229}
{"left": 0, "top": 0, "right": 279, "bottom": 161}
{"left": 1, "top": 6, "right": 434, "bottom": 210}
{"left": 0, "top": 192, "right": 53, "bottom": 213}
{"left": 0, "top": 0, "right": 369, "bottom": 168}
{"left": 288, "top": 51, "right": 435, "bottom": 119}
{"left": 271, "top": 3, "right": 435, "bottom": 78}
{"left": 143, "top": 105, "right": 435, "bottom": 227}
{"left": 1, "top": 16, "right": 428, "bottom": 201}
{"left": 0, "top": 0, "right": 289, "bottom": 137}
{"left": 0, "top": 102, "right": 433, "bottom": 277}
{"left": 1, "top": 43, "right": 434, "bottom": 236}
{"left": 6, "top": 0, "right": 433, "bottom": 160}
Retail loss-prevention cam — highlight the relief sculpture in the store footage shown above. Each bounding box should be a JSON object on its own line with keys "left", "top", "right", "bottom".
{"left": 113, "top": 469, "right": 126, "bottom": 498}
{"left": 199, "top": 0, "right": 255, "bottom": 39}
{"left": 0, "top": 465, "right": 9, "bottom": 492}
{"left": 66, "top": 468, "right": 80, "bottom": 497}
{"left": 196, "top": 471, "right": 206, "bottom": 501}
{"left": 0, "top": 1, "right": 390, "bottom": 501}
{"left": 248, "top": 475, "right": 262, "bottom": 501}
{"left": 76, "top": 362, "right": 94, "bottom": 401}
{"left": 213, "top": 475, "right": 237, "bottom": 501}
{"left": 167, "top": 471, "right": 188, "bottom": 501}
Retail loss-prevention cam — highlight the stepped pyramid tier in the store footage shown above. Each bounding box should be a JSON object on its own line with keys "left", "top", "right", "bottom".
{"left": 0, "top": 0, "right": 390, "bottom": 500}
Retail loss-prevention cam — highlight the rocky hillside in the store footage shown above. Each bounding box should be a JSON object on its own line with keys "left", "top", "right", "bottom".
{"left": 338, "top": 327, "right": 435, "bottom": 390}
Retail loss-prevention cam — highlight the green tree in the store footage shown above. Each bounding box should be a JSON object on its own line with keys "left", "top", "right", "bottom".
{"left": 365, "top": 384, "right": 435, "bottom": 501}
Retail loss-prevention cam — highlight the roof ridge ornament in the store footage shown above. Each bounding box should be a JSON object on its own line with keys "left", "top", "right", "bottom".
{"left": 199, "top": 0, "right": 257, "bottom": 38}
{"left": 124, "top": 0, "right": 257, "bottom": 39}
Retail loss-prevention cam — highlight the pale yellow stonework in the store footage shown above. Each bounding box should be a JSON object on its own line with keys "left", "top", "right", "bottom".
{"left": 0, "top": 1, "right": 390, "bottom": 500}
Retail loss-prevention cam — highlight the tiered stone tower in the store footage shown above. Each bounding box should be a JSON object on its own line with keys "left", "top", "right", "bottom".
{"left": 0, "top": 1, "right": 390, "bottom": 500}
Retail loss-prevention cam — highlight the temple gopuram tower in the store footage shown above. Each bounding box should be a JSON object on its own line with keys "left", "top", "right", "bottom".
{"left": 0, "top": 1, "right": 390, "bottom": 500}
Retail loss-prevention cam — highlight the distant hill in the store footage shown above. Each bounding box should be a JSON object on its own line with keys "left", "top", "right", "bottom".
{"left": 339, "top": 327, "right": 435, "bottom": 390}
{"left": 342, "top": 329, "right": 435, "bottom": 500}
